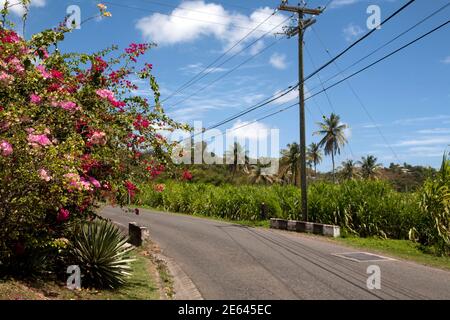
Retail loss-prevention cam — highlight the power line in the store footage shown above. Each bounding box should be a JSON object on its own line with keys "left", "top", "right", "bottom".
{"left": 308, "top": 20, "right": 450, "bottom": 101}
{"left": 306, "top": 45, "right": 357, "bottom": 159}
{"left": 176, "top": 0, "right": 419, "bottom": 144}
{"left": 176, "top": 84, "right": 299, "bottom": 143}
{"left": 311, "top": 1, "right": 450, "bottom": 90}
{"left": 167, "top": 33, "right": 288, "bottom": 110}
{"left": 312, "top": 26, "right": 400, "bottom": 161}
{"left": 302, "top": 0, "right": 417, "bottom": 84}
{"left": 199, "top": 19, "right": 449, "bottom": 144}
{"left": 163, "top": 12, "right": 289, "bottom": 104}
{"left": 304, "top": 45, "right": 335, "bottom": 114}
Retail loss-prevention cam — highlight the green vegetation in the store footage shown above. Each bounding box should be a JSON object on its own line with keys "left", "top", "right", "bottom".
{"left": 0, "top": 252, "right": 159, "bottom": 300}
{"left": 69, "top": 220, "right": 135, "bottom": 289}
{"left": 136, "top": 180, "right": 420, "bottom": 238}
{"left": 137, "top": 160, "right": 450, "bottom": 256}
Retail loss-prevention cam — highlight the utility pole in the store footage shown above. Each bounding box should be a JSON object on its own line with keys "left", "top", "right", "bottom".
{"left": 278, "top": 1, "right": 323, "bottom": 222}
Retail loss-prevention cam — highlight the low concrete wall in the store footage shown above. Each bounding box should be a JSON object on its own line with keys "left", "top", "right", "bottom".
{"left": 270, "top": 218, "right": 288, "bottom": 230}
{"left": 128, "top": 222, "right": 149, "bottom": 247}
{"left": 271, "top": 218, "right": 340, "bottom": 238}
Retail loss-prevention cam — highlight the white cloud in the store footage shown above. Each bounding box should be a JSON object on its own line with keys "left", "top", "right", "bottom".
{"left": 330, "top": 0, "right": 359, "bottom": 9}
{"left": 394, "top": 115, "right": 450, "bottom": 125}
{"left": 361, "top": 123, "right": 382, "bottom": 129}
{"left": 343, "top": 23, "right": 364, "bottom": 42}
{"left": 269, "top": 52, "right": 287, "bottom": 70}
{"left": 272, "top": 86, "right": 310, "bottom": 105}
{"left": 180, "top": 63, "right": 228, "bottom": 75}
{"left": 273, "top": 89, "right": 298, "bottom": 105}
{"left": 441, "top": 56, "right": 450, "bottom": 64}
{"left": 343, "top": 126, "right": 352, "bottom": 140}
{"left": 394, "top": 136, "right": 450, "bottom": 147}
{"left": 418, "top": 128, "right": 450, "bottom": 134}
{"left": 0, "top": 0, "right": 46, "bottom": 15}
{"left": 249, "top": 39, "right": 265, "bottom": 55}
{"left": 402, "top": 147, "right": 445, "bottom": 158}
{"left": 228, "top": 120, "right": 271, "bottom": 141}
{"left": 135, "top": 1, "right": 288, "bottom": 50}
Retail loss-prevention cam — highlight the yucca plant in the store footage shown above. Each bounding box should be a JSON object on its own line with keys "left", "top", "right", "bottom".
{"left": 70, "top": 219, "right": 135, "bottom": 289}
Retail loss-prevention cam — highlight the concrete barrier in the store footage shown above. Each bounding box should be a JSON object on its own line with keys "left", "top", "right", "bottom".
{"left": 271, "top": 218, "right": 340, "bottom": 238}
{"left": 128, "top": 222, "right": 149, "bottom": 247}
{"left": 270, "top": 218, "right": 288, "bottom": 230}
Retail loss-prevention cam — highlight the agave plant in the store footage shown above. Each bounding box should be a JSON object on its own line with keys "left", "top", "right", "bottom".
{"left": 70, "top": 219, "right": 135, "bottom": 289}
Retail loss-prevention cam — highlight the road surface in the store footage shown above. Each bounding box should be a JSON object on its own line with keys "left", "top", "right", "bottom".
{"left": 101, "top": 206, "right": 450, "bottom": 300}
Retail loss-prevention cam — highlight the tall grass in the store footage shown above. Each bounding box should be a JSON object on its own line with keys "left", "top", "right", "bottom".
{"left": 136, "top": 180, "right": 422, "bottom": 239}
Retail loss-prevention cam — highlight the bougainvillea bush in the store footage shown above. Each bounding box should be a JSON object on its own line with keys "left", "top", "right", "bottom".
{"left": 0, "top": 8, "right": 187, "bottom": 272}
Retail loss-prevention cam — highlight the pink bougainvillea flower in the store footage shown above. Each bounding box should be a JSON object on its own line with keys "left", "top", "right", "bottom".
{"left": 59, "top": 101, "right": 79, "bottom": 111}
{"left": 124, "top": 180, "right": 138, "bottom": 198}
{"left": 96, "top": 88, "right": 115, "bottom": 100}
{"left": 0, "top": 71, "right": 13, "bottom": 85}
{"left": 96, "top": 88, "right": 124, "bottom": 108}
{"left": 80, "top": 177, "right": 93, "bottom": 191}
{"left": 8, "top": 57, "right": 24, "bottom": 74}
{"left": 0, "top": 140, "right": 13, "bottom": 156}
{"left": 154, "top": 184, "right": 165, "bottom": 193}
{"left": 38, "top": 169, "right": 52, "bottom": 182}
{"left": 1, "top": 30, "right": 21, "bottom": 43}
{"left": 182, "top": 170, "right": 193, "bottom": 181}
{"left": 30, "top": 94, "right": 42, "bottom": 104}
{"left": 50, "top": 69, "right": 64, "bottom": 80}
{"left": 51, "top": 100, "right": 79, "bottom": 111}
{"left": 36, "top": 65, "right": 51, "bottom": 79}
{"left": 27, "top": 133, "right": 52, "bottom": 148}
{"left": 92, "top": 56, "right": 108, "bottom": 73}
{"left": 57, "top": 208, "right": 70, "bottom": 222}
{"left": 89, "top": 130, "right": 107, "bottom": 145}
{"left": 89, "top": 176, "right": 101, "bottom": 189}
{"left": 64, "top": 173, "right": 93, "bottom": 192}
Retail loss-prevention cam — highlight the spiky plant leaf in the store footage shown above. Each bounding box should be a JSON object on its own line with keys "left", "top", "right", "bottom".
{"left": 70, "top": 219, "right": 135, "bottom": 289}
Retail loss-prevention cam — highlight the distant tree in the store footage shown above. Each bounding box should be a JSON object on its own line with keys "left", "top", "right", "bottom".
{"left": 307, "top": 142, "right": 323, "bottom": 176}
{"left": 340, "top": 159, "right": 358, "bottom": 180}
{"left": 226, "top": 142, "right": 250, "bottom": 179}
{"left": 248, "top": 162, "right": 276, "bottom": 185}
{"left": 280, "top": 142, "right": 301, "bottom": 186}
{"left": 314, "top": 113, "right": 348, "bottom": 182}
{"left": 359, "top": 155, "right": 382, "bottom": 179}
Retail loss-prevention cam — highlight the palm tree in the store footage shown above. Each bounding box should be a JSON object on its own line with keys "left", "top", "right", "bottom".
{"left": 314, "top": 113, "right": 348, "bottom": 182}
{"left": 248, "top": 162, "right": 277, "bottom": 185}
{"left": 307, "top": 142, "right": 323, "bottom": 176}
{"left": 358, "top": 155, "right": 382, "bottom": 179}
{"left": 340, "top": 159, "right": 357, "bottom": 180}
{"left": 225, "top": 142, "right": 250, "bottom": 178}
{"left": 280, "top": 142, "right": 301, "bottom": 186}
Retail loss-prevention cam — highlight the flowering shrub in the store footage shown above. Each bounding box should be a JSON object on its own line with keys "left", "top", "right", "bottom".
{"left": 0, "top": 7, "right": 187, "bottom": 270}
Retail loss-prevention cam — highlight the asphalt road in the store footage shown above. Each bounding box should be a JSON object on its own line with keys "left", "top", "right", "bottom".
{"left": 101, "top": 206, "right": 450, "bottom": 300}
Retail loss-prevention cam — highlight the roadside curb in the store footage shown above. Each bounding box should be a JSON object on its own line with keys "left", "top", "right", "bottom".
{"left": 110, "top": 219, "right": 203, "bottom": 300}
{"left": 154, "top": 252, "right": 203, "bottom": 300}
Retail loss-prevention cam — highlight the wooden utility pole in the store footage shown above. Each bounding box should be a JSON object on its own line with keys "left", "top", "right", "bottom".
{"left": 278, "top": 1, "right": 323, "bottom": 222}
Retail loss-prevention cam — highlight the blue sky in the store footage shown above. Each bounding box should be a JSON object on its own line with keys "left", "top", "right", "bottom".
{"left": 6, "top": 0, "right": 450, "bottom": 170}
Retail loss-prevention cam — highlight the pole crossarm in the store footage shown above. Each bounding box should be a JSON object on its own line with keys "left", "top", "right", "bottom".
{"left": 279, "top": 5, "right": 323, "bottom": 15}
